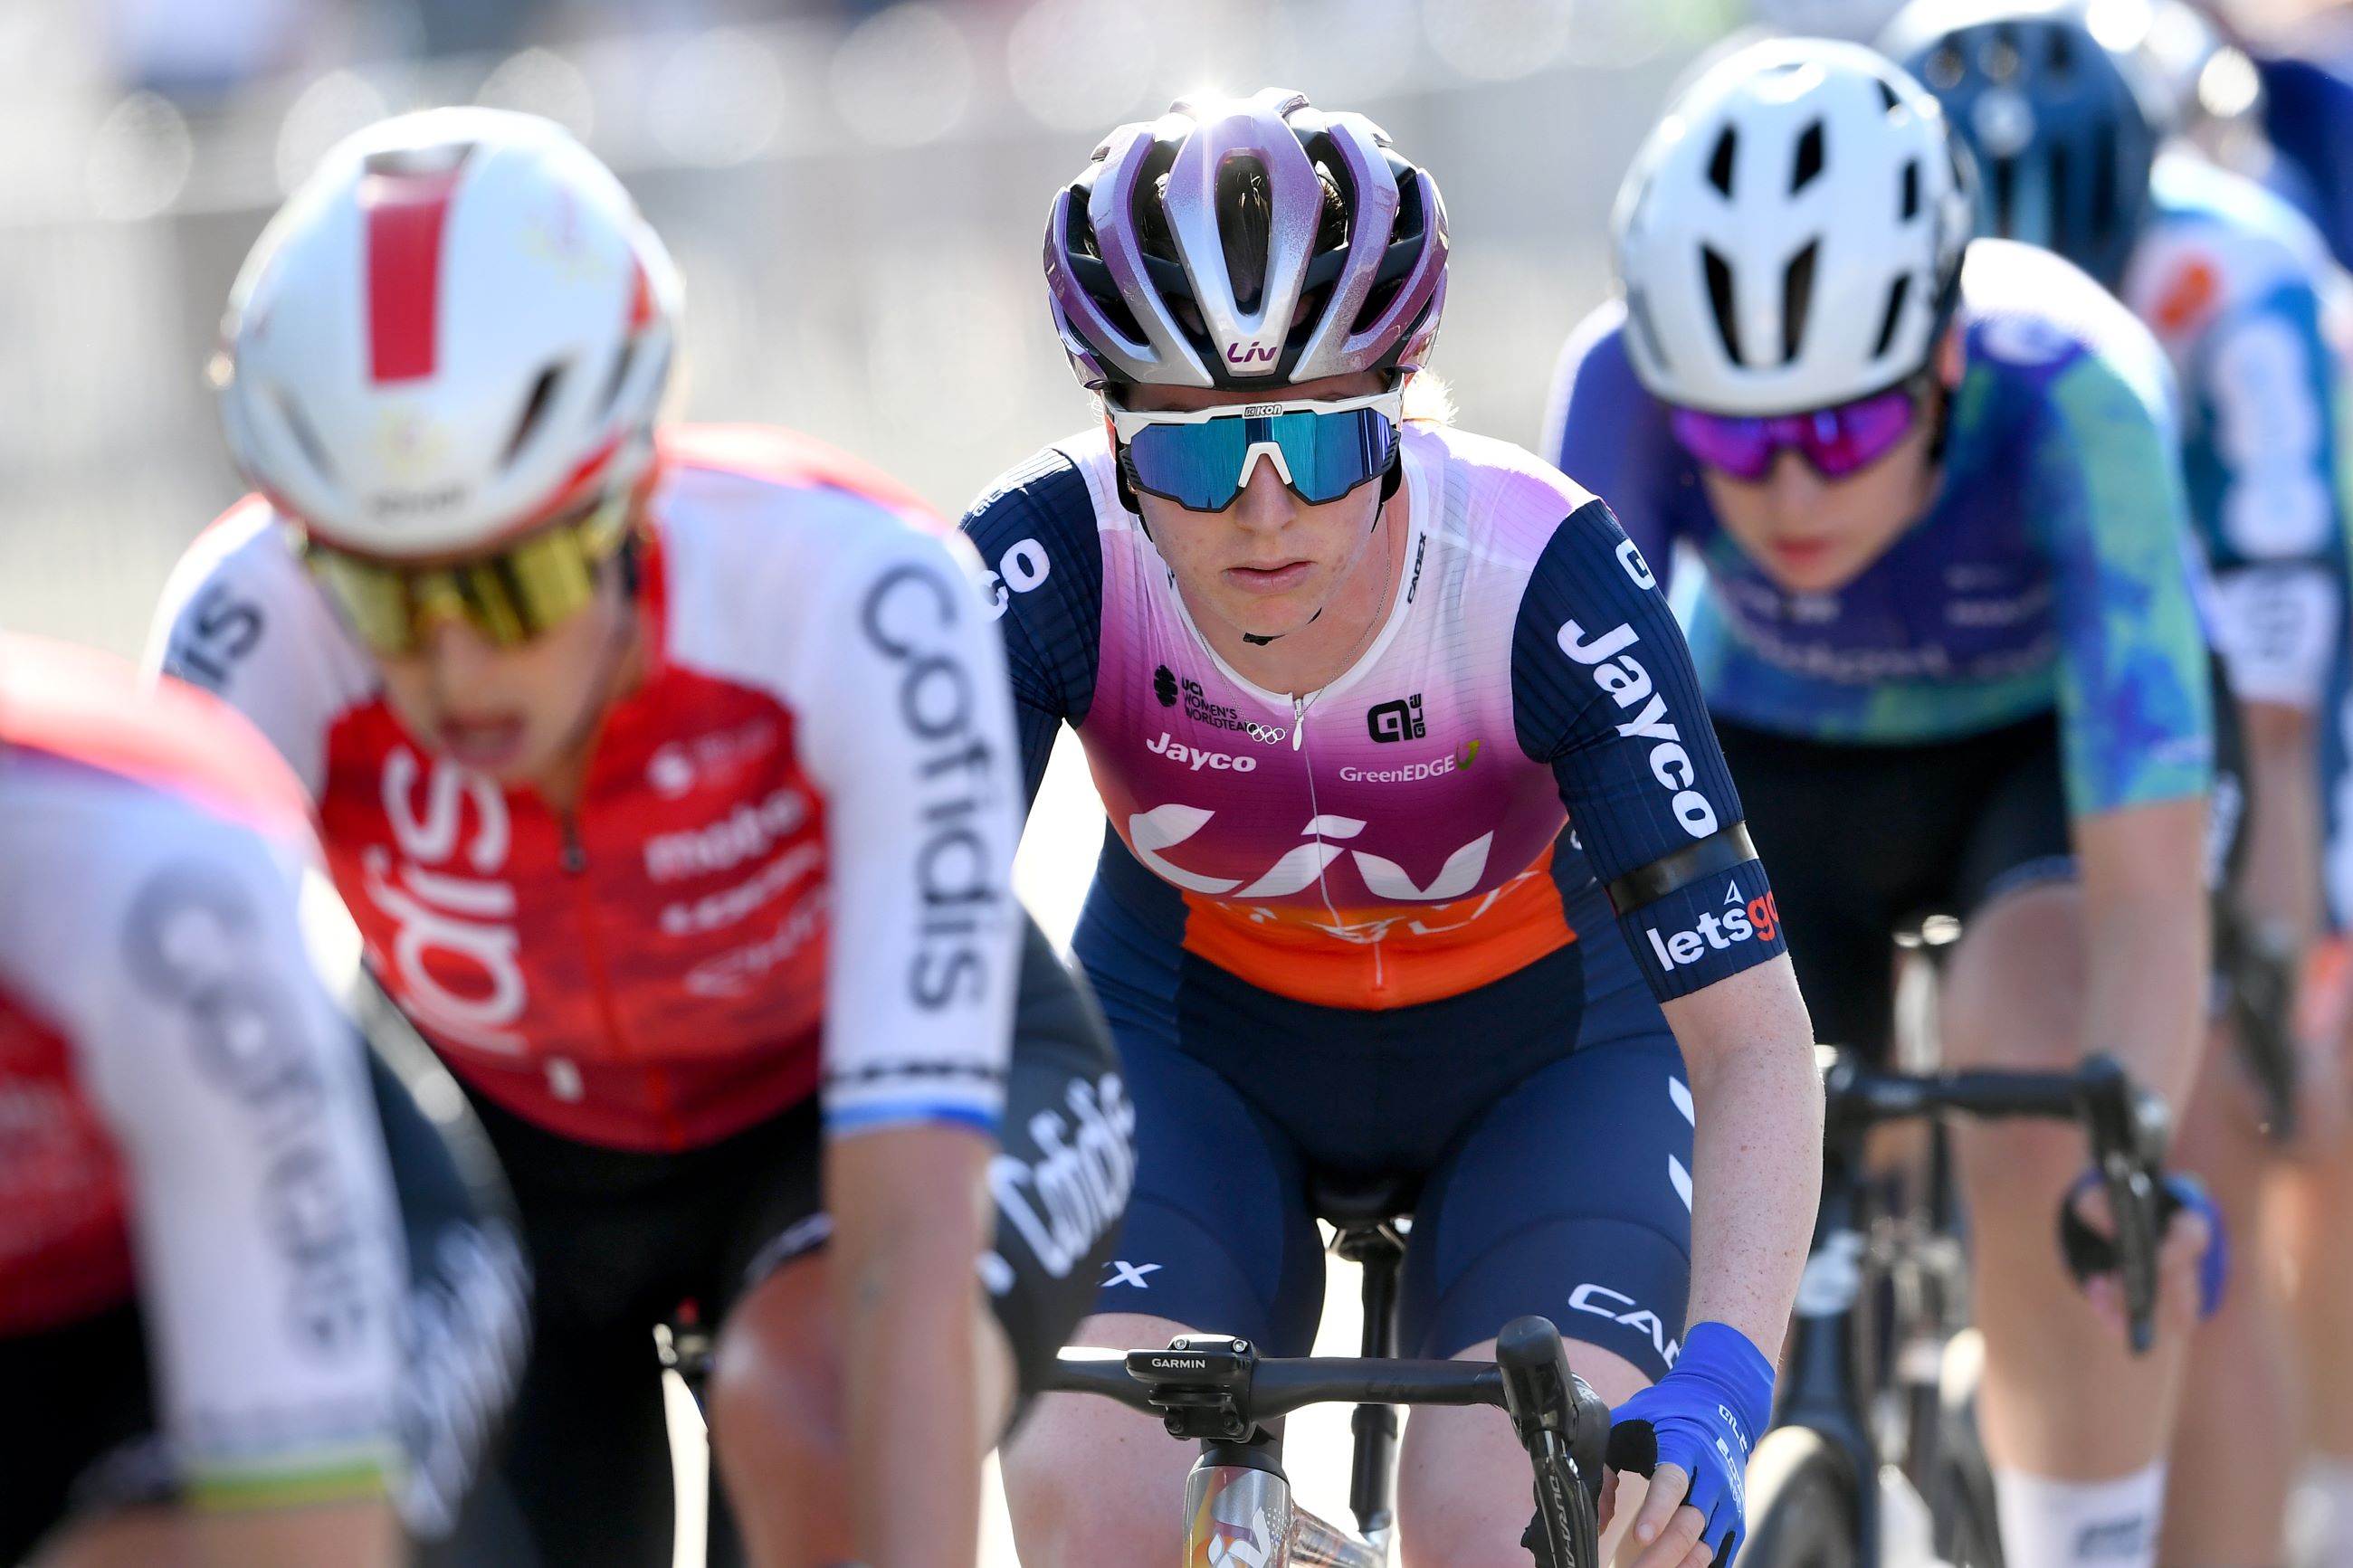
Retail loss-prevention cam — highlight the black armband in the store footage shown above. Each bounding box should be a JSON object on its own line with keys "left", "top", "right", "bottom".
{"left": 1605, "top": 822, "right": 1761, "bottom": 916}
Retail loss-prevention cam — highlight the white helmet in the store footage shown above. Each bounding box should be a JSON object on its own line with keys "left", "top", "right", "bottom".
{"left": 1612, "top": 38, "right": 1975, "bottom": 414}
{"left": 217, "top": 107, "right": 681, "bottom": 559}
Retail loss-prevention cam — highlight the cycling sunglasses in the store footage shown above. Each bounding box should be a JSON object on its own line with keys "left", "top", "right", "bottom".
{"left": 301, "top": 487, "right": 634, "bottom": 659}
{"left": 1107, "top": 385, "right": 1405, "bottom": 512}
{"left": 1667, "top": 379, "right": 1927, "bottom": 482}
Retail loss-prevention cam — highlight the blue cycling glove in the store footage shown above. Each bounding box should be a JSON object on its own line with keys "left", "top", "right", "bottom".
{"left": 1605, "top": 1322, "right": 1775, "bottom": 1568}
{"left": 2058, "top": 1168, "right": 2228, "bottom": 1321}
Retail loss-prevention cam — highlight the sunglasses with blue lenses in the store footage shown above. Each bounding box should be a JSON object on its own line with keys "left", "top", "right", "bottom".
{"left": 1107, "top": 385, "right": 1405, "bottom": 513}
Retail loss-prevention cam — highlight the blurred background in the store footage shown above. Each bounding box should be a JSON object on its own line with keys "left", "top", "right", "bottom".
{"left": 0, "top": 0, "right": 1755, "bottom": 657}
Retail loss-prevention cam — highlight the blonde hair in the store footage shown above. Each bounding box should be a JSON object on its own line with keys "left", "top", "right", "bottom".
{"left": 1402, "top": 369, "right": 1454, "bottom": 426}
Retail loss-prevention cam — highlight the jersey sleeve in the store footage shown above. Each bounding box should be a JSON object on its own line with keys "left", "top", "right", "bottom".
{"left": 142, "top": 505, "right": 370, "bottom": 799}
{"left": 958, "top": 450, "right": 1106, "bottom": 812}
{"left": 67, "top": 818, "right": 407, "bottom": 1510}
{"left": 2034, "top": 351, "right": 2217, "bottom": 816}
{"left": 1510, "top": 499, "right": 1788, "bottom": 1002}
{"left": 789, "top": 528, "right": 1026, "bottom": 1137}
{"left": 2189, "top": 284, "right": 2348, "bottom": 710}
{"left": 1539, "top": 301, "right": 1681, "bottom": 592}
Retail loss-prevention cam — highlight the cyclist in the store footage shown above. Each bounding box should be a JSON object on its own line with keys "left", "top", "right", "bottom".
{"left": 146, "top": 107, "right": 1129, "bottom": 1568}
{"left": 1877, "top": 8, "right": 2352, "bottom": 1558}
{"left": 0, "top": 632, "right": 525, "bottom": 1568}
{"left": 970, "top": 89, "right": 1822, "bottom": 1568}
{"left": 1545, "top": 39, "right": 2222, "bottom": 1568}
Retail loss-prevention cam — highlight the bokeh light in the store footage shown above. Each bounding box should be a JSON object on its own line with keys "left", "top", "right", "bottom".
{"left": 1005, "top": 0, "right": 1156, "bottom": 132}
{"left": 86, "top": 92, "right": 192, "bottom": 221}
{"left": 649, "top": 29, "right": 786, "bottom": 166}
{"left": 829, "top": 5, "right": 973, "bottom": 147}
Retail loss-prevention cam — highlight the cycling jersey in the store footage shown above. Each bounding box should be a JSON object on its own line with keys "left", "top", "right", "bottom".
{"left": 1545, "top": 239, "right": 2215, "bottom": 820}
{"left": 148, "top": 424, "right": 1025, "bottom": 1154}
{"left": 0, "top": 634, "right": 405, "bottom": 1509}
{"left": 2122, "top": 150, "right": 2349, "bottom": 714}
{"left": 963, "top": 421, "right": 1786, "bottom": 1009}
{"left": 2259, "top": 46, "right": 2353, "bottom": 273}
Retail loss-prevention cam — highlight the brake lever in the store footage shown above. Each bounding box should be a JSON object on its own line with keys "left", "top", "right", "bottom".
{"left": 2058, "top": 1057, "right": 2171, "bottom": 1354}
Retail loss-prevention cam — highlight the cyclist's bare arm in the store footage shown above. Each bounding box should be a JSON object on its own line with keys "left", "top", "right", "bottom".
{"left": 829, "top": 1126, "right": 1006, "bottom": 1568}
{"left": 35, "top": 1501, "right": 401, "bottom": 1568}
{"left": 1658, "top": 954, "right": 1824, "bottom": 1356}
{"left": 2077, "top": 798, "right": 2211, "bottom": 1110}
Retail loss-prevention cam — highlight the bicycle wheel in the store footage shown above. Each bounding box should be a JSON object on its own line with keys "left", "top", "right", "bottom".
{"left": 1742, "top": 1428, "right": 1862, "bottom": 1568}
{"left": 1930, "top": 1330, "right": 2004, "bottom": 1568}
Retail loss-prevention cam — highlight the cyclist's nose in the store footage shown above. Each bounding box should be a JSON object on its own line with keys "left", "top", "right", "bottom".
{"left": 417, "top": 613, "right": 501, "bottom": 696}
{"left": 1230, "top": 453, "right": 1297, "bottom": 530}
{"left": 1761, "top": 450, "right": 1826, "bottom": 519}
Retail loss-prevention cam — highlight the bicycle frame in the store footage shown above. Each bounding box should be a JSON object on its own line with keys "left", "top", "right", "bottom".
{"left": 1767, "top": 1050, "right": 2173, "bottom": 1568}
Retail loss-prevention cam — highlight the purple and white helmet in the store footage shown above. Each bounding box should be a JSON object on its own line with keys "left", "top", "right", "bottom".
{"left": 1044, "top": 89, "right": 1449, "bottom": 391}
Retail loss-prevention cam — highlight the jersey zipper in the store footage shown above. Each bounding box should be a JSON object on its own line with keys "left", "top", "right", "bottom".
{"left": 1289, "top": 693, "right": 1387, "bottom": 995}
{"left": 558, "top": 816, "right": 688, "bottom": 1150}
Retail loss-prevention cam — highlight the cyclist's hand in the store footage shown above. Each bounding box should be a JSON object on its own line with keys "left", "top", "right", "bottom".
{"left": 2072, "top": 1176, "right": 2221, "bottom": 1343}
{"left": 1600, "top": 1323, "right": 1775, "bottom": 1568}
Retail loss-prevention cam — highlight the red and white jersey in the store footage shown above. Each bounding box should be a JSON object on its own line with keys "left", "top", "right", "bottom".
{"left": 0, "top": 636, "right": 405, "bottom": 1500}
{"left": 149, "top": 425, "right": 1025, "bottom": 1154}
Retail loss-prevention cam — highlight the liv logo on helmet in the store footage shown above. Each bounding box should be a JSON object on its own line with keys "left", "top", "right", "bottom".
{"left": 1226, "top": 343, "right": 1280, "bottom": 366}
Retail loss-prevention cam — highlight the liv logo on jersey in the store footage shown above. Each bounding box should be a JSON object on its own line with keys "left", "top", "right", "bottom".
{"left": 1154, "top": 665, "right": 1180, "bottom": 708}
{"left": 1367, "top": 694, "right": 1426, "bottom": 743}
{"left": 1644, "top": 880, "right": 1781, "bottom": 971}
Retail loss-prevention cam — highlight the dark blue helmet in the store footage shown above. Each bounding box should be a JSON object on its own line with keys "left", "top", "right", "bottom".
{"left": 1880, "top": 1, "right": 2158, "bottom": 288}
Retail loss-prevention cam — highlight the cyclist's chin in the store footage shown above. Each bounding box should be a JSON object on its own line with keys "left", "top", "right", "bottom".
{"left": 1206, "top": 575, "right": 1329, "bottom": 641}
{"left": 1746, "top": 535, "right": 1880, "bottom": 595}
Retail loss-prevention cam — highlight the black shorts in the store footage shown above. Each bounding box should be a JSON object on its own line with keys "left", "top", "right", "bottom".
{"left": 468, "top": 912, "right": 1126, "bottom": 1568}
{"left": 0, "top": 1037, "right": 527, "bottom": 1565}
{"left": 1716, "top": 683, "right": 2245, "bottom": 1063}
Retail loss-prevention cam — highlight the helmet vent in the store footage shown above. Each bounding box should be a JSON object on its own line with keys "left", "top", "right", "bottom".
{"left": 595, "top": 337, "right": 638, "bottom": 423}
{"left": 505, "top": 363, "right": 567, "bottom": 469}
{"left": 2045, "top": 26, "right": 2073, "bottom": 72}
{"left": 1790, "top": 120, "right": 1824, "bottom": 194}
{"left": 1902, "top": 159, "right": 1920, "bottom": 220}
{"left": 1702, "top": 245, "right": 1745, "bottom": 366}
{"left": 271, "top": 388, "right": 339, "bottom": 488}
{"left": 1626, "top": 287, "right": 1671, "bottom": 375}
{"left": 1781, "top": 241, "right": 1818, "bottom": 364}
{"left": 1707, "top": 128, "right": 1738, "bottom": 197}
{"left": 1872, "top": 273, "right": 1912, "bottom": 359}
{"left": 2049, "top": 142, "right": 2072, "bottom": 252}
{"left": 1990, "top": 156, "right": 2016, "bottom": 236}
{"left": 1215, "top": 154, "right": 1273, "bottom": 316}
{"left": 1878, "top": 76, "right": 1902, "bottom": 113}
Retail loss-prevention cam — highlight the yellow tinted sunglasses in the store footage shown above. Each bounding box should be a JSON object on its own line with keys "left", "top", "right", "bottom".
{"left": 301, "top": 490, "right": 634, "bottom": 658}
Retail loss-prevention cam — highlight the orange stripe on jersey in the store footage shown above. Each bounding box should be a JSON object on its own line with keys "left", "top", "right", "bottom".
{"left": 1176, "top": 842, "right": 1579, "bottom": 1010}
{"left": 657, "top": 423, "right": 942, "bottom": 527}
{"left": 0, "top": 634, "right": 312, "bottom": 840}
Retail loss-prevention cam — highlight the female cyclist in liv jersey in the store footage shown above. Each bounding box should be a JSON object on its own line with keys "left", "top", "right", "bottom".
{"left": 967, "top": 89, "right": 1822, "bottom": 1568}
{"left": 1546, "top": 40, "right": 2224, "bottom": 1568}
{"left": 147, "top": 108, "right": 1129, "bottom": 1568}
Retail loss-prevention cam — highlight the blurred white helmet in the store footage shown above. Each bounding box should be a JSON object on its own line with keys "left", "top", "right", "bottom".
{"left": 1612, "top": 38, "right": 1975, "bottom": 414}
{"left": 217, "top": 107, "right": 681, "bottom": 559}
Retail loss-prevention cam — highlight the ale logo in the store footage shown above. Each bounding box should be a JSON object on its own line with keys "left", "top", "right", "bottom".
{"left": 1367, "top": 694, "right": 1426, "bottom": 744}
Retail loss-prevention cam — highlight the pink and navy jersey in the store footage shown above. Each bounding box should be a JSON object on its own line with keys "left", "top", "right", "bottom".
{"left": 963, "top": 422, "right": 1786, "bottom": 1009}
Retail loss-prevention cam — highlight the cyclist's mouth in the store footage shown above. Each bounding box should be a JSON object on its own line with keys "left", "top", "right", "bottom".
{"left": 438, "top": 716, "right": 529, "bottom": 771}
{"left": 1766, "top": 537, "right": 1836, "bottom": 570}
{"left": 1224, "top": 560, "right": 1314, "bottom": 594}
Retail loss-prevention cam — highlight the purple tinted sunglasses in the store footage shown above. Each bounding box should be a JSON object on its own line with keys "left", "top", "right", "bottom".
{"left": 1668, "top": 381, "right": 1925, "bottom": 481}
